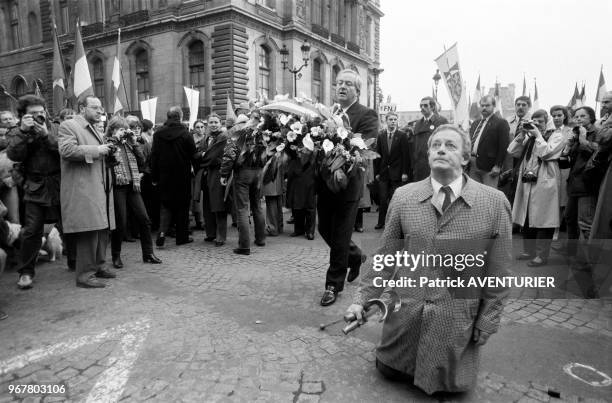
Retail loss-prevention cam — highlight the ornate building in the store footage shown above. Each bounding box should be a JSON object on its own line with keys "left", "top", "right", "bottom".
{"left": 0, "top": 0, "right": 383, "bottom": 121}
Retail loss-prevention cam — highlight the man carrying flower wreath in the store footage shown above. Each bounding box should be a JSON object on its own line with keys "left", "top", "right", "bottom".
{"left": 318, "top": 69, "right": 379, "bottom": 306}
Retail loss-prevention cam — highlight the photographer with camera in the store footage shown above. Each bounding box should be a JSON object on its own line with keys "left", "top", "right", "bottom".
{"left": 58, "top": 95, "right": 116, "bottom": 288}
{"left": 105, "top": 116, "right": 161, "bottom": 269}
{"left": 508, "top": 110, "right": 566, "bottom": 267}
{"left": 7, "top": 95, "right": 63, "bottom": 289}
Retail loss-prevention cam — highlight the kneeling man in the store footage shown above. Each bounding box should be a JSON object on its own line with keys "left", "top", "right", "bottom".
{"left": 347, "top": 124, "right": 512, "bottom": 394}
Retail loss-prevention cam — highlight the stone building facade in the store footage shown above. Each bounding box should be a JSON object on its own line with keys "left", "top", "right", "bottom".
{"left": 0, "top": 0, "right": 383, "bottom": 122}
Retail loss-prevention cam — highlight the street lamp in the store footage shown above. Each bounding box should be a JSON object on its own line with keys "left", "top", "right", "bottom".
{"left": 432, "top": 69, "right": 441, "bottom": 100}
{"left": 372, "top": 67, "right": 384, "bottom": 111}
{"left": 280, "top": 39, "right": 311, "bottom": 97}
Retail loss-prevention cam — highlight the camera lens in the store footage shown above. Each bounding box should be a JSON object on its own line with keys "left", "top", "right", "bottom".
{"left": 33, "top": 115, "right": 46, "bottom": 125}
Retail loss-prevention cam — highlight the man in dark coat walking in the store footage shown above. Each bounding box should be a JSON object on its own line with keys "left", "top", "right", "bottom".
{"left": 318, "top": 69, "right": 379, "bottom": 306}
{"left": 151, "top": 106, "right": 197, "bottom": 246}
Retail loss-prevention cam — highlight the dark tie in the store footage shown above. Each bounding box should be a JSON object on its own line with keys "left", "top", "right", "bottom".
{"left": 441, "top": 186, "right": 452, "bottom": 212}
{"left": 388, "top": 132, "right": 393, "bottom": 150}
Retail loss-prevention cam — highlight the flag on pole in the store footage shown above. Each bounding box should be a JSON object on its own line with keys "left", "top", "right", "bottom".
{"left": 111, "top": 29, "right": 123, "bottom": 114}
{"left": 494, "top": 81, "right": 504, "bottom": 117}
{"left": 51, "top": 23, "right": 66, "bottom": 111}
{"left": 568, "top": 83, "right": 580, "bottom": 108}
{"left": 522, "top": 75, "right": 527, "bottom": 97}
{"left": 596, "top": 66, "right": 607, "bottom": 102}
{"left": 72, "top": 20, "right": 94, "bottom": 99}
{"left": 226, "top": 92, "right": 237, "bottom": 121}
{"left": 579, "top": 83, "right": 586, "bottom": 106}
{"left": 469, "top": 75, "right": 482, "bottom": 121}
{"left": 183, "top": 86, "right": 199, "bottom": 129}
{"left": 434, "top": 43, "right": 469, "bottom": 129}
{"left": 140, "top": 97, "right": 157, "bottom": 123}
{"left": 533, "top": 79, "right": 540, "bottom": 110}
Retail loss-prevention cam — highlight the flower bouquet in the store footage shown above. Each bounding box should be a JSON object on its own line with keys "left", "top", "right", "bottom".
{"left": 257, "top": 97, "right": 379, "bottom": 193}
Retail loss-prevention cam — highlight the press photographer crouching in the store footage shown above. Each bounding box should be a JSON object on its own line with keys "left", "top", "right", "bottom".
{"left": 508, "top": 110, "right": 566, "bottom": 267}
{"left": 6, "top": 95, "right": 66, "bottom": 289}
{"left": 105, "top": 117, "right": 161, "bottom": 269}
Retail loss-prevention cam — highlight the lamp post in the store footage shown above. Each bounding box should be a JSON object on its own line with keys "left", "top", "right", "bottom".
{"left": 280, "top": 39, "right": 311, "bottom": 97}
{"left": 372, "top": 67, "right": 384, "bottom": 112}
{"left": 432, "top": 69, "right": 441, "bottom": 101}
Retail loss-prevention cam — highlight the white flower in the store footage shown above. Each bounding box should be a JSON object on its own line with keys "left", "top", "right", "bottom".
{"left": 290, "top": 121, "right": 303, "bottom": 133}
{"left": 310, "top": 126, "right": 321, "bottom": 137}
{"left": 302, "top": 133, "right": 314, "bottom": 151}
{"left": 337, "top": 126, "right": 348, "bottom": 140}
{"left": 276, "top": 143, "right": 285, "bottom": 152}
{"left": 350, "top": 137, "right": 367, "bottom": 150}
{"left": 322, "top": 139, "right": 334, "bottom": 154}
{"left": 286, "top": 131, "right": 298, "bottom": 142}
{"left": 279, "top": 114, "right": 289, "bottom": 126}
{"left": 330, "top": 115, "right": 344, "bottom": 129}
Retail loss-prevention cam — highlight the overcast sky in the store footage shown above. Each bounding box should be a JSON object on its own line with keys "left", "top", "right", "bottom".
{"left": 379, "top": 0, "right": 611, "bottom": 113}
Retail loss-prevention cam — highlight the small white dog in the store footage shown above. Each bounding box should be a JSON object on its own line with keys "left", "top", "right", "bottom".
{"left": 40, "top": 226, "right": 63, "bottom": 262}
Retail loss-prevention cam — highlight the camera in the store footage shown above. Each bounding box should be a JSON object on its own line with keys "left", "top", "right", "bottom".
{"left": 33, "top": 115, "right": 46, "bottom": 125}
{"left": 521, "top": 171, "right": 538, "bottom": 183}
{"left": 104, "top": 138, "right": 120, "bottom": 166}
{"left": 521, "top": 121, "right": 535, "bottom": 130}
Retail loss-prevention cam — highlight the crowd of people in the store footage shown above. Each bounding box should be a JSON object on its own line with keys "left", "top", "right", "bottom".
{"left": 0, "top": 70, "right": 610, "bottom": 395}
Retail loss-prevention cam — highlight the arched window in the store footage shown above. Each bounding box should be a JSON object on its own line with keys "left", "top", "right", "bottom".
{"left": 10, "top": 2, "right": 20, "bottom": 49}
{"left": 135, "top": 49, "right": 150, "bottom": 102}
{"left": 92, "top": 58, "right": 105, "bottom": 107}
{"left": 312, "top": 59, "right": 322, "bottom": 103}
{"left": 258, "top": 46, "right": 271, "bottom": 98}
{"left": 13, "top": 77, "right": 27, "bottom": 97}
{"left": 59, "top": 0, "right": 70, "bottom": 34}
{"left": 331, "top": 65, "right": 340, "bottom": 101}
{"left": 188, "top": 40, "right": 206, "bottom": 105}
{"left": 27, "top": 12, "right": 41, "bottom": 45}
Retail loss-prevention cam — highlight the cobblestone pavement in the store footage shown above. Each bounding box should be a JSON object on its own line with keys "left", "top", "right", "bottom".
{"left": 0, "top": 211, "right": 610, "bottom": 402}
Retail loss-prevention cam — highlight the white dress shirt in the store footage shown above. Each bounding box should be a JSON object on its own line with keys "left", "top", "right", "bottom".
{"left": 431, "top": 175, "right": 463, "bottom": 213}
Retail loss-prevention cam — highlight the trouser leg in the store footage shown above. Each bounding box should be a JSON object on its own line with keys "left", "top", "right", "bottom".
{"left": 17, "top": 202, "right": 45, "bottom": 278}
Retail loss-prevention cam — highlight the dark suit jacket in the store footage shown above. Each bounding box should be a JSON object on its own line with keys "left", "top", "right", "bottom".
{"left": 469, "top": 113, "right": 510, "bottom": 171}
{"left": 410, "top": 114, "right": 448, "bottom": 181}
{"left": 374, "top": 129, "right": 411, "bottom": 182}
{"left": 317, "top": 101, "right": 379, "bottom": 202}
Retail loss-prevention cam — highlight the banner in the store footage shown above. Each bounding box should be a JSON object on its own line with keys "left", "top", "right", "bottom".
{"left": 469, "top": 75, "right": 482, "bottom": 121}
{"left": 183, "top": 87, "right": 199, "bottom": 129}
{"left": 140, "top": 97, "right": 157, "bottom": 123}
{"left": 111, "top": 29, "right": 123, "bottom": 114}
{"left": 378, "top": 103, "right": 397, "bottom": 115}
{"left": 434, "top": 43, "right": 469, "bottom": 129}
{"left": 73, "top": 21, "right": 93, "bottom": 99}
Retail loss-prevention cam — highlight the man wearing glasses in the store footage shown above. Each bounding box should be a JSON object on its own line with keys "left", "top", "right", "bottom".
{"left": 410, "top": 97, "right": 448, "bottom": 181}
{"left": 59, "top": 96, "right": 116, "bottom": 288}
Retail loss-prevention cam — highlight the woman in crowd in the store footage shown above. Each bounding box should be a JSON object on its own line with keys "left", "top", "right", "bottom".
{"left": 199, "top": 114, "right": 229, "bottom": 246}
{"left": 105, "top": 116, "right": 161, "bottom": 268}
{"left": 508, "top": 109, "right": 565, "bottom": 267}
{"left": 190, "top": 119, "right": 207, "bottom": 231}
{"left": 550, "top": 105, "right": 573, "bottom": 223}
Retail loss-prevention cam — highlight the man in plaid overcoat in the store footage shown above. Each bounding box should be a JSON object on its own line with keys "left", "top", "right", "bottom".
{"left": 348, "top": 124, "right": 512, "bottom": 394}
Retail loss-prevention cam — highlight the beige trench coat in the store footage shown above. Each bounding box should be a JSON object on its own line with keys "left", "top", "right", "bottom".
{"left": 58, "top": 115, "right": 115, "bottom": 233}
{"left": 508, "top": 130, "right": 566, "bottom": 228}
{"left": 356, "top": 176, "right": 512, "bottom": 394}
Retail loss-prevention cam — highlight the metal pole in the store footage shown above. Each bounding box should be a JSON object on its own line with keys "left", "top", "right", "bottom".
{"left": 294, "top": 72, "right": 297, "bottom": 98}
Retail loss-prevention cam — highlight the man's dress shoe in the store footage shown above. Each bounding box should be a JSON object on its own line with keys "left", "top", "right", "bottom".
{"left": 320, "top": 286, "right": 338, "bottom": 306}
{"left": 95, "top": 268, "right": 117, "bottom": 279}
{"left": 112, "top": 256, "right": 124, "bottom": 269}
{"left": 143, "top": 254, "right": 162, "bottom": 264}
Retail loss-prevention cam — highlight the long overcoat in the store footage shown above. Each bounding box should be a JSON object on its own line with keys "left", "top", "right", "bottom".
{"left": 58, "top": 115, "right": 115, "bottom": 233}
{"left": 355, "top": 176, "right": 512, "bottom": 395}
{"left": 286, "top": 154, "right": 315, "bottom": 210}
{"left": 508, "top": 130, "right": 565, "bottom": 228}
{"left": 151, "top": 120, "right": 196, "bottom": 205}
{"left": 201, "top": 131, "right": 229, "bottom": 212}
